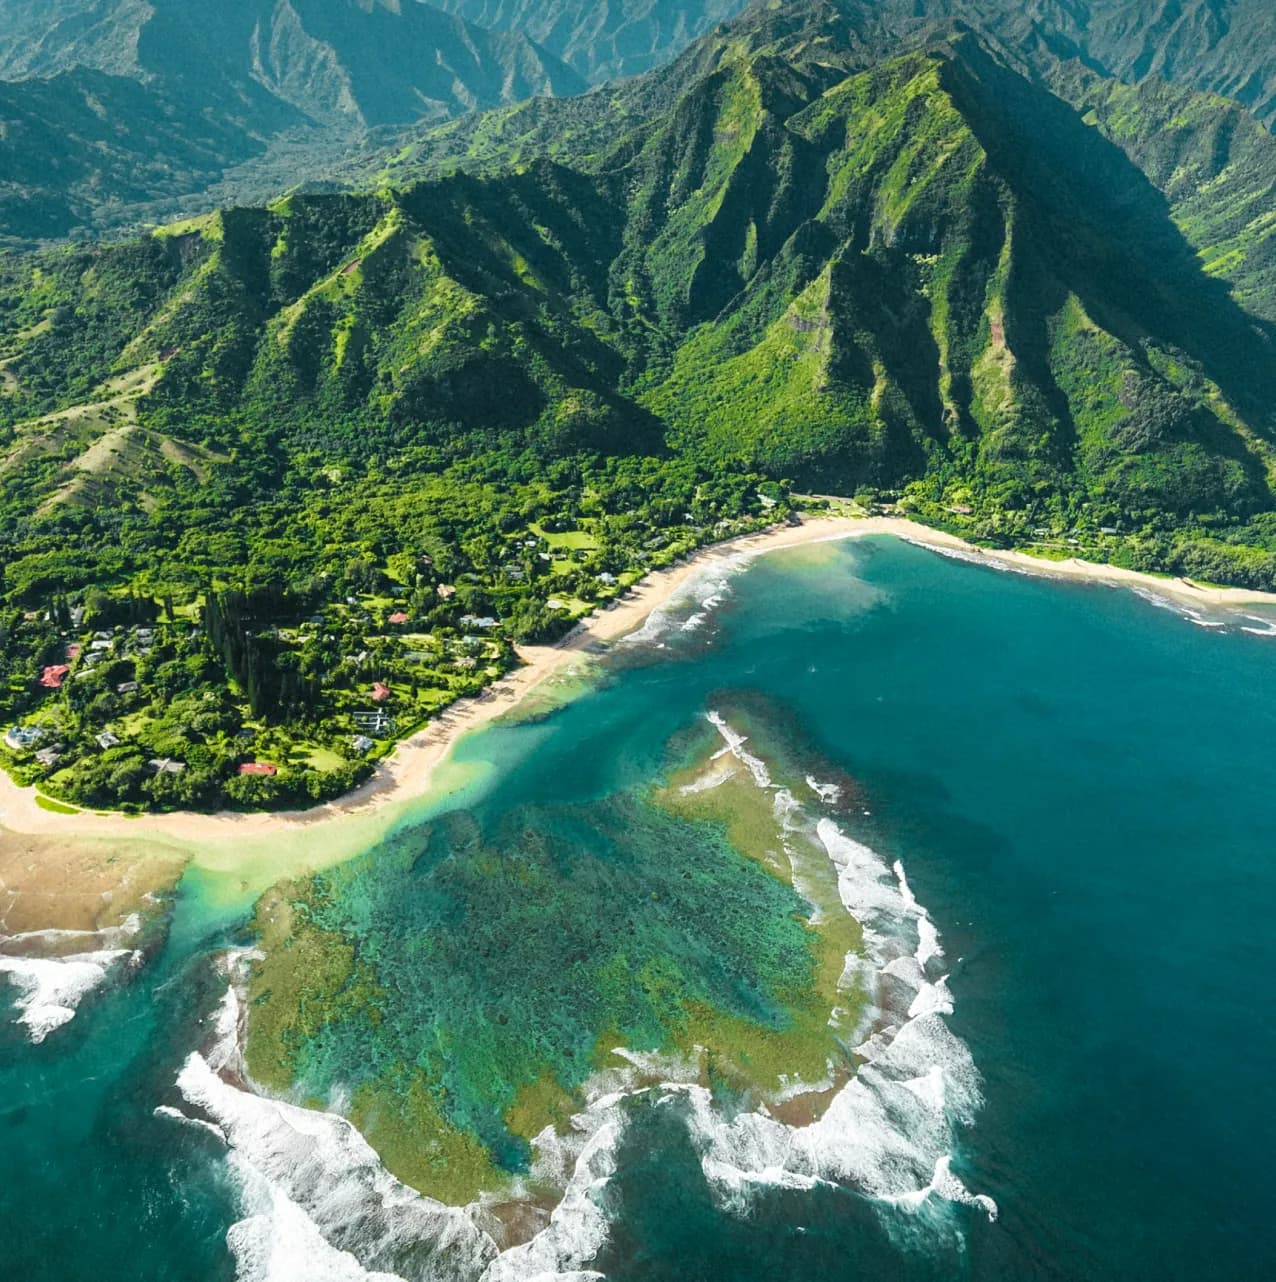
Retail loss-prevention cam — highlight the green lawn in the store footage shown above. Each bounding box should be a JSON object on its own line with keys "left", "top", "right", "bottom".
{"left": 531, "top": 522, "right": 598, "bottom": 551}
{"left": 34, "top": 794, "right": 80, "bottom": 814}
{"left": 301, "top": 746, "right": 346, "bottom": 772}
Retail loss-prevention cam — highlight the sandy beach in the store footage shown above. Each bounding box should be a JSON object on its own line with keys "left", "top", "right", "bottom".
{"left": 0, "top": 515, "right": 860, "bottom": 850}
{"left": 3, "top": 512, "right": 1274, "bottom": 924}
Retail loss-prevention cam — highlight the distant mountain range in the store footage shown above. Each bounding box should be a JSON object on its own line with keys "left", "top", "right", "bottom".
{"left": 4, "top": 1, "right": 1276, "bottom": 243}
{"left": 0, "top": 0, "right": 586, "bottom": 239}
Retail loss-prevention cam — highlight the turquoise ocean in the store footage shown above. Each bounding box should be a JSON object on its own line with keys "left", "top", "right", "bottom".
{"left": 2, "top": 535, "right": 1274, "bottom": 1280}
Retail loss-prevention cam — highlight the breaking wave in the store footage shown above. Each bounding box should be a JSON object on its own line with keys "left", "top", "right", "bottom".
{"left": 620, "top": 556, "right": 751, "bottom": 648}
{"left": 687, "top": 714, "right": 998, "bottom": 1226}
{"left": 162, "top": 967, "right": 499, "bottom": 1282}
{"left": 0, "top": 914, "right": 145, "bottom": 1043}
{"left": 158, "top": 710, "right": 993, "bottom": 1281}
{"left": 0, "top": 947, "right": 141, "bottom": 1042}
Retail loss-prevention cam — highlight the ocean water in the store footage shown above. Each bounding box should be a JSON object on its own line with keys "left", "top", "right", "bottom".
{"left": 3, "top": 535, "right": 1274, "bottom": 1280}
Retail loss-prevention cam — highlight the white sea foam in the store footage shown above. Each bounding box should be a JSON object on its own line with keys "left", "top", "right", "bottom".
{"left": 164, "top": 977, "right": 629, "bottom": 1282}
{"left": 172, "top": 1042, "right": 497, "bottom": 1282}
{"left": 915, "top": 916, "right": 943, "bottom": 969}
{"left": 620, "top": 562, "right": 744, "bottom": 647}
{"left": 1, "top": 912, "right": 141, "bottom": 952}
{"left": 167, "top": 714, "right": 994, "bottom": 1280}
{"left": 683, "top": 714, "right": 996, "bottom": 1225}
{"left": 0, "top": 948, "right": 139, "bottom": 1042}
{"left": 706, "top": 711, "right": 772, "bottom": 788}
{"left": 805, "top": 775, "right": 842, "bottom": 805}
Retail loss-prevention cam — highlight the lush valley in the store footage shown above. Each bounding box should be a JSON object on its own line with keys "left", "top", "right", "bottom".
{"left": 3, "top": 4, "right": 1276, "bottom": 812}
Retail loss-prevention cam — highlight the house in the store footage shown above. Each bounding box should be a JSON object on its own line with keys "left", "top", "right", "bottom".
{"left": 353, "top": 710, "right": 395, "bottom": 734}
{"left": 371, "top": 682, "right": 392, "bottom": 703}
{"left": 40, "top": 664, "right": 70, "bottom": 689}
{"left": 436, "top": 584, "right": 456, "bottom": 600}
{"left": 148, "top": 758, "right": 186, "bottom": 775}
{"left": 4, "top": 726, "right": 44, "bottom": 752}
{"left": 596, "top": 572, "right": 618, "bottom": 586}
{"left": 388, "top": 611, "right": 409, "bottom": 625}
{"left": 90, "top": 638, "right": 113, "bottom": 652}
{"left": 238, "top": 762, "right": 278, "bottom": 777}
{"left": 1099, "top": 526, "right": 1120, "bottom": 536}
{"left": 117, "top": 681, "right": 139, "bottom": 694}
{"left": 351, "top": 735, "right": 375, "bottom": 754}
{"left": 34, "top": 747, "right": 63, "bottom": 768}
{"left": 95, "top": 731, "right": 121, "bottom": 750}
{"left": 459, "top": 615, "right": 498, "bottom": 629}
{"left": 65, "top": 643, "right": 82, "bottom": 660}
{"left": 69, "top": 607, "right": 85, "bottom": 627}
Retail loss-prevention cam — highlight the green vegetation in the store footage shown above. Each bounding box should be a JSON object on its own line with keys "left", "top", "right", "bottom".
{"left": 32, "top": 793, "right": 79, "bottom": 815}
{"left": 4, "top": 23, "right": 1276, "bottom": 812}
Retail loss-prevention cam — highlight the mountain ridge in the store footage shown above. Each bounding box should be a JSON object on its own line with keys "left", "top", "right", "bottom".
{"left": 4, "top": 33, "right": 1274, "bottom": 525}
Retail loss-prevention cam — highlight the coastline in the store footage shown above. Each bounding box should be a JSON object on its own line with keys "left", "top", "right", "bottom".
{"left": 3, "top": 513, "right": 1274, "bottom": 860}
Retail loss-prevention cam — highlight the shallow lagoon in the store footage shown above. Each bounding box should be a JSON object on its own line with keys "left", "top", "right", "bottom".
{"left": 3, "top": 536, "right": 1274, "bottom": 1280}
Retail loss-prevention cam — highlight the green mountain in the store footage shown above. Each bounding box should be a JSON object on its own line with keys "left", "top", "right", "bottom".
{"left": 4, "top": 18, "right": 1276, "bottom": 811}
{"left": 5, "top": 33, "right": 1275, "bottom": 530}
{"left": 0, "top": 0, "right": 585, "bottom": 239}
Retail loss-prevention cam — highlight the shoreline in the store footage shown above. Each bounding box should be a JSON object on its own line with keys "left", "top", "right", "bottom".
{"left": 3, "top": 513, "right": 1274, "bottom": 857}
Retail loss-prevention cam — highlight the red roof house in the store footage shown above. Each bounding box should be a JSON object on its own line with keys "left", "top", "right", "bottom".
{"left": 238, "top": 762, "right": 278, "bottom": 776}
{"left": 39, "top": 664, "right": 70, "bottom": 689}
{"left": 371, "top": 682, "right": 392, "bottom": 702}
{"left": 388, "top": 612, "right": 409, "bottom": 625}
{"left": 65, "top": 643, "right": 82, "bottom": 660}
